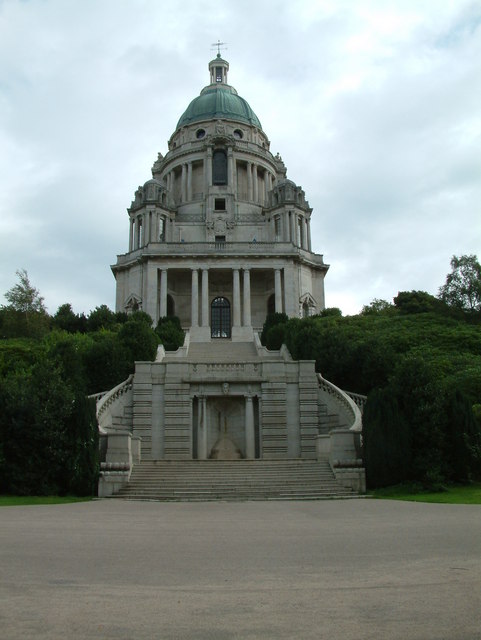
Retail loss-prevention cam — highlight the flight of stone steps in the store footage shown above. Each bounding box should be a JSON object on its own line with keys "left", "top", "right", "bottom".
{"left": 111, "top": 459, "right": 358, "bottom": 501}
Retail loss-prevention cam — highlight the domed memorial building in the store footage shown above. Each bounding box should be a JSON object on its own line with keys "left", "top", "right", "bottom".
{"left": 99, "top": 54, "right": 365, "bottom": 499}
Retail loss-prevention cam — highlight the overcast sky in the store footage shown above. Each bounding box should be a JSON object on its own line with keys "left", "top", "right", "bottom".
{"left": 1, "top": 0, "right": 480, "bottom": 316}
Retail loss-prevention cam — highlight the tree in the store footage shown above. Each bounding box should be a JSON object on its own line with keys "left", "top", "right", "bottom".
{"left": 363, "top": 388, "right": 411, "bottom": 488}
{"left": 361, "top": 299, "right": 394, "bottom": 316}
{"left": 438, "top": 254, "right": 481, "bottom": 312}
{"left": 1, "top": 269, "right": 49, "bottom": 338}
{"left": 4, "top": 269, "right": 46, "bottom": 314}
{"left": 394, "top": 290, "right": 444, "bottom": 315}
{"left": 155, "top": 316, "right": 185, "bottom": 351}
{"left": 86, "top": 305, "right": 127, "bottom": 332}
{"left": 443, "top": 390, "right": 481, "bottom": 482}
{"left": 118, "top": 315, "right": 159, "bottom": 362}
{"left": 52, "top": 303, "right": 87, "bottom": 333}
{"left": 318, "top": 307, "right": 343, "bottom": 318}
{"left": 260, "top": 312, "right": 288, "bottom": 347}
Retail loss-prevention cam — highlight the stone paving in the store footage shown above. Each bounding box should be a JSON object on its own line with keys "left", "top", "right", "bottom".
{"left": 1, "top": 498, "right": 480, "bottom": 639}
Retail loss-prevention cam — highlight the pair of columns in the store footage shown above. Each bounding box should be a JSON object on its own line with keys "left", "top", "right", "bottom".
{"left": 197, "top": 394, "right": 256, "bottom": 459}
{"left": 180, "top": 163, "right": 193, "bottom": 202}
{"left": 287, "top": 212, "right": 311, "bottom": 250}
{"left": 130, "top": 212, "right": 169, "bottom": 251}
{"left": 190, "top": 268, "right": 252, "bottom": 328}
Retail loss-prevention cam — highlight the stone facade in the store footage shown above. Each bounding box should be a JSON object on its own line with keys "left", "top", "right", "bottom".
{"left": 98, "top": 55, "right": 365, "bottom": 497}
{"left": 112, "top": 55, "right": 328, "bottom": 336}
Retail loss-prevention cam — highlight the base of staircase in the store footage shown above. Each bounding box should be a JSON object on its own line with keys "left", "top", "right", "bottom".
{"left": 107, "top": 459, "right": 363, "bottom": 502}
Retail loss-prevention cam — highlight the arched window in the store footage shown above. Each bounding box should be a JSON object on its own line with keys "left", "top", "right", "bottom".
{"left": 213, "top": 150, "right": 227, "bottom": 185}
{"left": 211, "top": 297, "right": 231, "bottom": 338}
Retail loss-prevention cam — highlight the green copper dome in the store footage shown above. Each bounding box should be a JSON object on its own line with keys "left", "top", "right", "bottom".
{"left": 176, "top": 84, "right": 263, "bottom": 131}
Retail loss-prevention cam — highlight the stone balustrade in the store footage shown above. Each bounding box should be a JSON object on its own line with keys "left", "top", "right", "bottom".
{"left": 345, "top": 391, "right": 367, "bottom": 414}
{"left": 116, "top": 241, "right": 326, "bottom": 264}
{"left": 316, "top": 373, "right": 365, "bottom": 492}
{"left": 96, "top": 375, "right": 134, "bottom": 426}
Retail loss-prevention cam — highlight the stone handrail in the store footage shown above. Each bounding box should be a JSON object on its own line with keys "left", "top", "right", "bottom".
{"left": 88, "top": 390, "right": 109, "bottom": 402}
{"left": 96, "top": 374, "right": 134, "bottom": 422}
{"left": 317, "top": 373, "right": 362, "bottom": 433}
{"left": 345, "top": 391, "right": 367, "bottom": 415}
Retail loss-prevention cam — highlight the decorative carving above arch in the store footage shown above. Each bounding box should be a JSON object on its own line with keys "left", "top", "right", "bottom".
{"left": 125, "top": 293, "right": 142, "bottom": 313}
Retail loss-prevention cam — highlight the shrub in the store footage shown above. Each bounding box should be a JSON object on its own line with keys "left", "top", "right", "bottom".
{"left": 155, "top": 316, "right": 185, "bottom": 351}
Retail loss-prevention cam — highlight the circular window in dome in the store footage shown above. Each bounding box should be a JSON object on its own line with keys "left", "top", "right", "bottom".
{"left": 233, "top": 129, "right": 243, "bottom": 139}
{"left": 196, "top": 128, "right": 206, "bottom": 139}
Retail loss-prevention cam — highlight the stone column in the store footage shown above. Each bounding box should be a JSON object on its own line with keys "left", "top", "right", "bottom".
{"left": 187, "top": 162, "right": 192, "bottom": 201}
{"left": 245, "top": 395, "right": 255, "bottom": 459}
{"left": 146, "top": 212, "right": 151, "bottom": 245}
{"left": 159, "top": 269, "right": 168, "bottom": 318}
{"left": 191, "top": 269, "right": 199, "bottom": 327}
{"left": 275, "top": 269, "right": 282, "bottom": 313}
{"left": 198, "top": 396, "right": 208, "bottom": 460}
{"left": 232, "top": 156, "right": 238, "bottom": 197}
{"left": 283, "top": 265, "right": 290, "bottom": 316}
{"left": 227, "top": 147, "right": 234, "bottom": 189}
{"left": 243, "top": 268, "right": 251, "bottom": 327}
{"left": 302, "top": 217, "right": 308, "bottom": 250}
{"left": 139, "top": 216, "right": 144, "bottom": 248}
{"left": 247, "top": 162, "right": 253, "bottom": 201}
{"left": 290, "top": 212, "right": 297, "bottom": 246}
{"left": 129, "top": 217, "right": 133, "bottom": 252}
{"left": 201, "top": 269, "right": 209, "bottom": 327}
{"left": 307, "top": 219, "right": 312, "bottom": 251}
{"left": 152, "top": 212, "right": 158, "bottom": 243}
{"left": 253, "top": 164, "right": 258, "bottom": 203}
{"left": 181, "top": 164, "right": 187, "bottom": 203}
{"left": 233, "top": 268, "right": 241, "bottom": 327}
{"left": 206, "top": 148, "right": 213, "bottom": 191}
{"left": 143, "top": 213, "right": 148, "bottom": 246}
{"left": 264, "top": 170, "right": 269, "bottom": 205}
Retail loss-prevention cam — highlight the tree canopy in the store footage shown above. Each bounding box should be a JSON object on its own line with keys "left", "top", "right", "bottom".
{"left": 3, "top": 269, "right": 46, "bottom": 314}
{"left": 439, "top": 254, "right": 481, "bottom": 312}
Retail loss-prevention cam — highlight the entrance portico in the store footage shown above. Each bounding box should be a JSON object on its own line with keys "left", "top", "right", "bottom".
{"left": 193, "top": 392, "right": 259, "bottom": 460}
{"left": 150, "top": 263, "right": 289, "bottom": 340}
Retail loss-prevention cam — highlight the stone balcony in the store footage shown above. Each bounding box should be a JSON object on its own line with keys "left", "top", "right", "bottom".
{"left": 114, "top": 242, "right": 326, "bottom": 267}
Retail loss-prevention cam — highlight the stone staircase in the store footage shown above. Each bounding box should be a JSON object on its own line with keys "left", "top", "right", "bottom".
{"left": 110, "top": 459, "right": 358, "bottom": 501}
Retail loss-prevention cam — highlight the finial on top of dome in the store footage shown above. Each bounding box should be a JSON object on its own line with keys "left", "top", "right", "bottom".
{"left": 211, "top": 40, "right": 228, "bottom": 58}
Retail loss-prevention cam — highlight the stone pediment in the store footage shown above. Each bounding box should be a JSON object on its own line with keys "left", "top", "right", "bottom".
{"left": 125, "top": 294, "right": 142, "bottom": 312}
{"left": 299, "top": 292, "right": 317, "bottom": 307}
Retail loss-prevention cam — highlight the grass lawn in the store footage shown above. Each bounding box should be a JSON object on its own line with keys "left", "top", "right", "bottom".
{"left": 0, "top": 495, "right": 93, "bottom": 506}
{"left": 372, "top": 483, "right": 481, "bottom": 504}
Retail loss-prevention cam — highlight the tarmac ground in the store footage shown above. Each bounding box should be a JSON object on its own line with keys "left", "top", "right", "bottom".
{"left": 1, "top": 498, "right": 480, "bottom": 639}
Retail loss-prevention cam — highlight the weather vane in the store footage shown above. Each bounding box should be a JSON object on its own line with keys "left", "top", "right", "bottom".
{"left": 211, "top": 40, "right": 228, "bottom": 57}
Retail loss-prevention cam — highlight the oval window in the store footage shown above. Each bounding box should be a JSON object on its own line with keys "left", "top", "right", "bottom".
{"left": 196, "top": 129, "right": 206, "bottom": 139}
{"left": 233, "top": 129, "right": 243, "bottom": 139}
